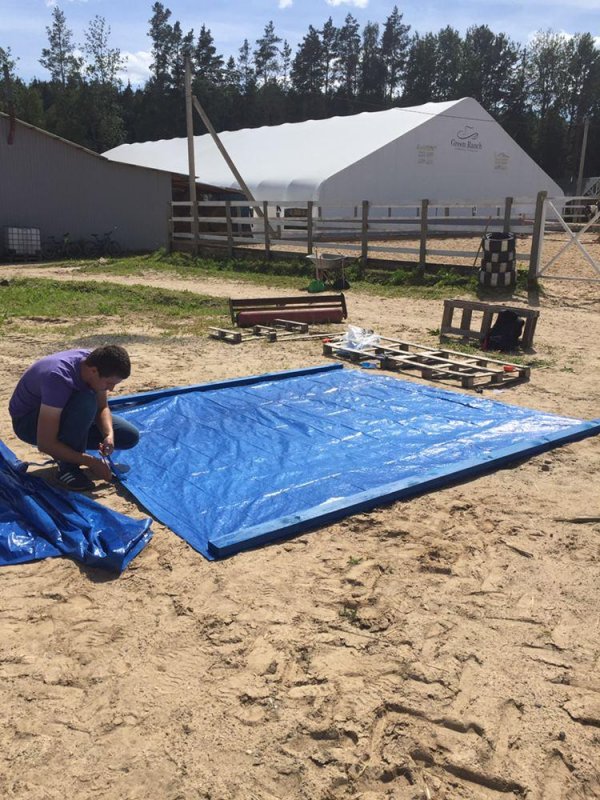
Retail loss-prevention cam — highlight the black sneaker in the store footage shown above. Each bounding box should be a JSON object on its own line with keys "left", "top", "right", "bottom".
{"left": 56, "top": 465, "right": 94, "bottom": 492}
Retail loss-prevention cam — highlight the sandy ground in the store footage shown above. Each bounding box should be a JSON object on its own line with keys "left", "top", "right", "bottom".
{"left": 0, "top": 258, "right": 599, "bottom": 800}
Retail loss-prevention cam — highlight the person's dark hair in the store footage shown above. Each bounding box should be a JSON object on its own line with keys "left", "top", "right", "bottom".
{"left": 85, "top": 345, "right": 131, "bottom": 379}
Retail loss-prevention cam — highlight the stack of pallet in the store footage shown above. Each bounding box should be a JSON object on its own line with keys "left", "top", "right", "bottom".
{"left": 323, "top": 335, "right": 530, "bottom": 389}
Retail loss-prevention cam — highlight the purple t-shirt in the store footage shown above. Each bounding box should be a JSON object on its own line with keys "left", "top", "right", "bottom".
{"left": 9, "top": 349, "right": 93, "bottom": 420}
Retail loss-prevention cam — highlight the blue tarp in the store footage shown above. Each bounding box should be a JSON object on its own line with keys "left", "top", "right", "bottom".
{"left": 0, "top": 440, "right": 152, "bottom": 571}
{"left": 108, "top": 364, "right": 600, "bottom": 559}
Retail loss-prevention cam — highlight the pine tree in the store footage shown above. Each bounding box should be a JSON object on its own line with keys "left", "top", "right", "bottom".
{"left": 320, "top": 18, "right": 337, "bottom": 97}
{"left": 432, "top": 26, "right": 462, "bottom": 100}
{"left": 359, "top": 22, "right": 385, "bottom": 104}
{"left": 381, "top": 6, "right": 410, "bottom": 100}
{"left": 291, "top": 26, "right": 325, "bottom": 95}
{"left": 148, "top": 2, "right": 176, "bottom": 87}
{"left": 237, "top": 39, "right": 256, "bottom": 93}
{"left": 280, "top": 40, "right": 292, "bottom": 88}
{"left": 523, "top": 31, "right": 568, "bottom": 117}
{"left": 82, "top": 15, "right": 125, "bottom": 151}
{"left": 0, "top": 46, "right": 17, "bottom": 79}
{"left": 195, "top": 25, "right": 224, "bottom": 84}
{"left": 460, "top": 25, "right": 519, "bottom": 114}
{"left": 402, "top": 33, "right": 437, "bottom": 105}
{"left": 334, "top": 14, "right": 361, "bottom": 99}
{"left": 39, "top": 6, "right": 82, "bottom": 86}
{"left": 83, "top": 16, "right": 124, "bottom": 85}
{"left": 254, "top": 21, "right": 281, "bottom": 85}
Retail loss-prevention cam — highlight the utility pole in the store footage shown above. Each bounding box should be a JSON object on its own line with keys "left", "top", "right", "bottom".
{"left": 185, "top": 58, "right": 200, "bottom": 256}
{"left": 576, "top": 118, "right": 590, "bottom": 197}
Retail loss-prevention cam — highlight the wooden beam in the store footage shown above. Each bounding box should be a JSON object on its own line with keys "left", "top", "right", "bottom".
{"left": 503, "top": 196, "right": 513, "bottom": 234}
{"left": 419, "top": 198, "right": 429, "bottom": 271}
{"left": 184, "top": 59, "right": 199, "bottom": 256}
{"left": 225, "top": 200, "right": 233, "bottom": 258}
{"left": 360, "top": 200, "right": 369, "bottom": 276}
{"left": 529, "top": 190, "right": 547, "bottom": 285}
{"left": 191, "top": 93, "right": 275, "bottom": 238}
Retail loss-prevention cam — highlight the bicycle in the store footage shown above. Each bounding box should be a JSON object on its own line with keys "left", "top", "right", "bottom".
{"left": 87, "top": 229, "right": 123, "bottom": 258}
{"left": 41, "top": 232, "right": 82, "bottom": 260}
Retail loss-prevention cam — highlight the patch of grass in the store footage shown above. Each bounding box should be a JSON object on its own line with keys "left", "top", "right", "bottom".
{"left": 339, "top": 605, "right": 359, "bottom": 624}
{"left": 523, "top": 358, "right": 552, "bottom": 369}
{"left": 347, "top": 556, "right": 363, "bottom": 566}
{"left": 73, "top": 251, "right": 489, "bottom": 300}
{"left": 46, "top": 250, "right": 541, "bottom": 304}
{"left": 78, "top": 250, "right": 314, "bottom": 285}
{"left": 437, "top": 335, "right": 546, "bottom": 366}
{"left": 0, "top": 277, "right": 229, "bottom": 336}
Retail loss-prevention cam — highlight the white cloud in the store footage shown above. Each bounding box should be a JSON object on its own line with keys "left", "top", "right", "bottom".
{"left": 120, "top": 51, "right": 152, "bottom": 87}
{"left": 325, "top": 0, "right": 369, "bottom": 7}
{"left": 279, "top": 0, "right": 293, "bottom": 7}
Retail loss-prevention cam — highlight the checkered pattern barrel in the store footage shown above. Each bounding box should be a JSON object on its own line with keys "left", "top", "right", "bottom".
{"left": 479, "top": 233, "right": 516, "bottom": 288}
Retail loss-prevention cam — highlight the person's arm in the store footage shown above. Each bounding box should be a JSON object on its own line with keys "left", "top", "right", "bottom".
{"left": 95, "top": 390, "right": 114, "bottom": 456}
{"left": 36, "top": 404, "right": 111, "bottom": 481}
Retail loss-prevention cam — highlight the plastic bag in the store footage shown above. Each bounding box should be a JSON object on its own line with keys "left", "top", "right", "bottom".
{"left": 337, "top": 325, "right": 380, "bottom": 351}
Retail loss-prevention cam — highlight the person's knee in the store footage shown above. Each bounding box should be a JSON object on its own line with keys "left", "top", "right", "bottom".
{"left": 120, "top": 428, "right": 140, "bottom": 450}
{"left": 113, "top": 421, "right": 139, "bottom": 450}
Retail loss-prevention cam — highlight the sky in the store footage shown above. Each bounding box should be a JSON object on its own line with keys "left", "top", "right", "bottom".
{"left": 1, "top": 0, "right": 599, "bottom": 86}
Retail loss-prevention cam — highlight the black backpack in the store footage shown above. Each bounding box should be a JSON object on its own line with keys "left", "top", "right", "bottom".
{"left": 483, "top": 310, "right": 524, "bottom": 352}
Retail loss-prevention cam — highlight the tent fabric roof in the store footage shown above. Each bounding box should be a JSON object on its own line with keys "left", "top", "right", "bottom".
{"left": 104, "top": 98, "right": 562, "bottom": 202}
{"left": 104, "top": 99, "right": 465, "bottom": 199}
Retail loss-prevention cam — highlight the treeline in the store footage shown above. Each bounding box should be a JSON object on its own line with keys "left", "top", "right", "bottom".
{"left": 1, "top": 3, "right": 599, "bottom": 187}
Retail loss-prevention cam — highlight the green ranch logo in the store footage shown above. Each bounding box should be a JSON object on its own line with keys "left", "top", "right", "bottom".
{"left": 451, "top": 126, "right": 483, "bottom": 150}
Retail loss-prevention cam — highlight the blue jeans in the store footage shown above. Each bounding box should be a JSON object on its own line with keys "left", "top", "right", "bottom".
{"left": 12, "top": 391, "right": 139, "bottom": 461}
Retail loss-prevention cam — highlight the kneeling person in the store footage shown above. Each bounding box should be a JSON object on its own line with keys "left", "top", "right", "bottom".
{"left": 9, "top": 345, "right": 139, "bottom": 491}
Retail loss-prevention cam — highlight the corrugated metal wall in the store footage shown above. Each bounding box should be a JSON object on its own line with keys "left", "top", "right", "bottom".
{"left": 0, "top": 117, "right": 172, "bottom": 251}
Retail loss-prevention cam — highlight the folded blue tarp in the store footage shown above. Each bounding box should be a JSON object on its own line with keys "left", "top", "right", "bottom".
{"left": 108, "top": 364, "right": 600, "bottom": 559}
{"left": 0, "top": 440, "right": 152, "bottom": 571}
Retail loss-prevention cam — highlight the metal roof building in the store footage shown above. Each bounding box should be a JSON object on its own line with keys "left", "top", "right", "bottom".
{"left": 1, "top": 113, "right": 172, "bottom": 252}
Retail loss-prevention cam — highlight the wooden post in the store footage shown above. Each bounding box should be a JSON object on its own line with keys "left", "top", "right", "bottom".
{"left": 184, "top": 59, "right": 200, "bottom": 256}
{"left": 263, "top": 201, "right": 271, "bottom": 260}
{"left": 419, "top": 198, "right": 429, "bottom": 272}
{"left": 307, "top": 201, "right": 314, "bottom": 254}
{"left": 503, "top": 196, "right": 513, "bottom": 234}
{"left": 529, "top": 190, "right": 547, "bottom": 285}
{"left": 225, "top": 200, "right": 233, "bottom": 258}
{"left": 167, "top": 201, "right": 174, "bottom": 253}
{"left": 576, "top": 118, "right": 590, "bottom": 197}
{"left": 361, "top": 200, "right": 369, "bottom": 276}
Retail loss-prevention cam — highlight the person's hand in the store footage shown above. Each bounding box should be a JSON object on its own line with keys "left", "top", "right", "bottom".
{"left": 88, "top": 457, "right": 112, "bottom": 482}
{"left": 99, "top": 435, "right": 114, "bottom": 457}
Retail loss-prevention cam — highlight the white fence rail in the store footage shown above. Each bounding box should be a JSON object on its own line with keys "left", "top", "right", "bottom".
{"left": 536, "top": 196, "right": 600, "bottom": 283}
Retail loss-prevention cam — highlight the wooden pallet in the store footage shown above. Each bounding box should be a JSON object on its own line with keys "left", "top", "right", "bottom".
{"left": 440, "top": 300, "right": 539, "bottom": 349}
{"left": 209, "top": 318, "right": 327, "bottom": 345}
{"left": 323, "top": 335, "right": 530, "bottom": 389}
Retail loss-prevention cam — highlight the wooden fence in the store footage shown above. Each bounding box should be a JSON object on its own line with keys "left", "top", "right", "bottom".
{"left": 169, "top": 192, "right": 556, "bottom": 280}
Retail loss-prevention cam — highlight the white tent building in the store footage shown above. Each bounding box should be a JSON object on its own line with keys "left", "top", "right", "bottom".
{"left": 104, "top": 98, "right": 561, "bottom": 211}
